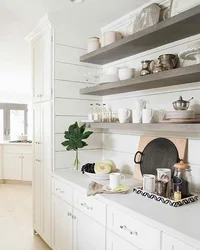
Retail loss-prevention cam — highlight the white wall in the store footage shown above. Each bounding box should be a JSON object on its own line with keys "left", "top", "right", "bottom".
{"left": 53, "top": 34, "right": 103, "bottom": 170}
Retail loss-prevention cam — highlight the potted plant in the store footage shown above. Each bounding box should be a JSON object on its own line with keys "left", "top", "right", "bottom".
{"left": 61, "top": 122, "right": 93, "bottom": 170}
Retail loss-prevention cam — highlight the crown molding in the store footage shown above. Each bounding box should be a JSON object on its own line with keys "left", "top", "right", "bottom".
{"left": 24, "top": 14, "right": 52, "bottom": 42}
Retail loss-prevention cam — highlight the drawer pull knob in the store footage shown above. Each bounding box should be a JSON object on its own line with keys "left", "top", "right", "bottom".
{"left": 60, "top": 191, "right": 65, "bottom": 194}
{"left": 81, "top": 203, "right": 93, "bottom": 210}
{"left": 72, "top": 215, "right": 76, "bottom": 220}
{"left": 120, "top": 225, "right": 138, "bottom": 236}
{"left": 56, "top": 188, "right": 60, "bottom": 191}
{"left": 68, "top": 212, "right": 72, "bottom": 217}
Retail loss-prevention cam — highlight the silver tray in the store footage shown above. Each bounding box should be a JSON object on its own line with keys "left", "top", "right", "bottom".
{"left": 133, "top": 186, "right": 198, "bottom": 207}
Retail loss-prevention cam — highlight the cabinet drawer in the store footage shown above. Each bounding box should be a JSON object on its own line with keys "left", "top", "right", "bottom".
{"left": 52, "top": 177, "right": 73, "bottom": 205}
{"left": 73, "top": 189, "right": 106, "bottom": 226}
{"left": 162, "top": 233, "right": 198, "bottom": 250}
{"left": 4, "top": 145, "right": 32, "bottom": 154}
{"left": 107, "top": 206, "right": 161, "bottom": 250}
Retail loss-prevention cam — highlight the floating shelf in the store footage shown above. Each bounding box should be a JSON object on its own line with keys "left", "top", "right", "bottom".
{"left": 80, "top": 5, "right": 200, "bottom": 65}
{"left": 84, "top": 122, "right": 200, "bottom": 134}
{"left": 80, "top": 64, "right": 200, "bottom": 96}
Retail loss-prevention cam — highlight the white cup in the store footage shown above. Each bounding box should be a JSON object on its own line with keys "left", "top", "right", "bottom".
{"left": 159, "top": 109, "right": 166, "bottom": 121}
{"left": 118, "top": 68, "right": 135, "bottom": 80}
{"left": 118, "top": 108, "right": 131, "bottom": 123}
{"left": 134, "top": 100, "right": 146, "bottom": 110}
{"left": 110, "top": 173, "right": 125, "bottom": 190}
{"left": 142, "top": 109, "right": 154, "bottom": 123}
{"left": 132, "top": 109, "right": 142, "bottom": 123}
{"left": 143, "top": 174, "right": 156, "bottom": 193}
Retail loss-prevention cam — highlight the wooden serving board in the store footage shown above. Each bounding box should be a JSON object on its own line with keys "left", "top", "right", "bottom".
{"left": 133, "top": 136, "right": 188, "bottom": 181}
{"left": 161, "top": 118, "right": 200, "bottom": 123}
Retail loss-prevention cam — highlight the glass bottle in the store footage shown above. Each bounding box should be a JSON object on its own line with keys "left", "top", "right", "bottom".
{"left": 101, "top": 104, "right": 107, "bottom": 122}
{"left": 173, "top": 161, "right": 192, "bottom": 199}
{"left": 88, "top": 104, "right": 94, "bottom": 121}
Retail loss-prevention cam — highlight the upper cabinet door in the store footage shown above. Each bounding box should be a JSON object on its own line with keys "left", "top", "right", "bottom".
{"left": 162, "top": 233, "right": 198, "bottom": 250}
{"left": 41, "top": 29, "right": 52, "bottom": 102}
{"left": 32, "top": 29, "right": 53, "bottom": 103}
{"left": 33, "top": 38, "right": 43, "bottom": 102}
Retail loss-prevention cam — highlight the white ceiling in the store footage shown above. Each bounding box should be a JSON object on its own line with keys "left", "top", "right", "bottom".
{"left": 0, "top": 0, "right": 149, "bottom": 101}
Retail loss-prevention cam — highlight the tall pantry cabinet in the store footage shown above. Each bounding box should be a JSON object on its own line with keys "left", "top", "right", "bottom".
{"left": 25, "top": 18, "right": 53, "bottom": 247}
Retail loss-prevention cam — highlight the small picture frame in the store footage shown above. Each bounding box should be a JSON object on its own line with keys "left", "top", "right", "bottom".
{"left": 170, "top": 0, "right": 200, "bottom": 17}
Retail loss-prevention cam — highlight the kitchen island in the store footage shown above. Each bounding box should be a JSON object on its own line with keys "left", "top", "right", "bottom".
{"left": 52, "top": 170, "right": 200, "bottom": 250}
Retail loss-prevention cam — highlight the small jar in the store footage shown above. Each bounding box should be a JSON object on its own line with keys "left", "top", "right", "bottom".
{"left": 87, "top": 37, "right": 101, "bottom": 53}
{"left": 173, "top": 161, "right": 192, "bottom": 199}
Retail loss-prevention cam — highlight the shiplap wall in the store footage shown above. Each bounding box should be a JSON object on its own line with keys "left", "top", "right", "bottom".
{"left": 101, "top": 3, "right": 200, "bottom": 191}
{"left": 53, "top": 40, "right": 102, "bottom": 170}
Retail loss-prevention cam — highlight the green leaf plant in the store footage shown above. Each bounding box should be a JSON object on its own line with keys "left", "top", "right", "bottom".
{"left": 61, "top": 122, "right": 93, "bottom": 170}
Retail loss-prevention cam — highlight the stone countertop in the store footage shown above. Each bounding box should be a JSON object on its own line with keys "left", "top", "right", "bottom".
{"left": 52, "top": 169, "right": 200, "bottom": 249}
{"left": 0, "top": 141, "right": 32, "bottom": 146}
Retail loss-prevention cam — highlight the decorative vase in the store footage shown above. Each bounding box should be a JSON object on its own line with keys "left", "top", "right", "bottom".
{"left": 73, "top": 150, "right": 80, "bottom": 171}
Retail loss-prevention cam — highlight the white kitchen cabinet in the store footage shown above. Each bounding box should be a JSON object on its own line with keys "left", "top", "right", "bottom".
{"left": 22, "top": 154, "right": 32, "bottom": 181}
{"left": 106, "top": 230, "right": 139, "bottom": 250}
{"left": 4, "top": 153, "right": 22, "bottom": 180}
{"left": 32, "top": 29, "right": 52, "bottom": 103}
{"left": 162, "top": 233, "right": 198, "bottom": 250}
{"left": 33, "top": 101, "right": 52, "bottom": 247}
{"left": 73, "top": 208, "right": 106, "bottom": 250}
{"left": 52, "top": 195, "right": 73, "bottom": 250}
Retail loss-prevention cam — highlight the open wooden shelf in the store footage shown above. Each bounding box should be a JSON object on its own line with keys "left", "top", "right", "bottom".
{"left": 84, "top": 122, "right": 200, "bottom": 134}
{"left": 80, "top": 64, "right": 200, "bottom": 96}
{"left": 80, "top": 5, "right": 200, "bottom": 65}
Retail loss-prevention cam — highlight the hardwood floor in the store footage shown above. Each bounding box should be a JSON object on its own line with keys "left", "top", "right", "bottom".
{"left": 0, "top": 184, "right": 51, "bottom": 250}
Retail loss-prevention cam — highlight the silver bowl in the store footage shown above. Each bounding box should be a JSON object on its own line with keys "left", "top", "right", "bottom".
{"left": 173, "top": 101, "right": 190, "bottom": 110}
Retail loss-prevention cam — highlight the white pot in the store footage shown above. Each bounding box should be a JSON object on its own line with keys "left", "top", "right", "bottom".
{"left": 87, "top": 37, "right": 101, "bottom": 53}
{"left": 118, "top": 68, "right": 135, "bottom": 80}
{"left": 17, "top": 135, "right": 28, "bottom": 141}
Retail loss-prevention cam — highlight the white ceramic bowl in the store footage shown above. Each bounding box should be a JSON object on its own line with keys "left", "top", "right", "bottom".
{"left": 100, "top": 73, "right": 119, "bottom": 83}
{"left": 118, "top": 68, "right": 135, "bottom": 80}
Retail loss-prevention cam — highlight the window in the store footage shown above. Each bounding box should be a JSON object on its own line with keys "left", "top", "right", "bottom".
{"left": 0, "top": 103, "right": 28, "bottom": 141}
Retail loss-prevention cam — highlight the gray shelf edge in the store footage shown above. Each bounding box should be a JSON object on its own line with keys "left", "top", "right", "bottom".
{"left": 80, "top": 64, "right": 200, "bottom": 96}
{"left": 80, "top": 5, "right": 200, "bottom": 65}
{"left": 84, "top": 122, "right": 200, "bottom": 133}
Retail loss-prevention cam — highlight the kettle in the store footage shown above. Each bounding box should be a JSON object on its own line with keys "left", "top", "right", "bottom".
{"left": 159, "top": 54, "right": 178, "bottom": 70}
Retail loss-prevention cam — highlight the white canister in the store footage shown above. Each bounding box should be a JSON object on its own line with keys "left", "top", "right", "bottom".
{"left": 87, "top": 37, "right": 101, "bottom": 53}
{"left": 118, "top": 108, "right": 131, "bottom": 123}
{"left": 132, "top": 109, "right": 142, "bottom": 123}
{"left": 103, "top": 31, "right": 123, "bottom": 46}
{"left": 143, "top": 174, "right": 156, "bottom": 193}
{"left": 142, "top": 109, "right": 154, "bottom": 123}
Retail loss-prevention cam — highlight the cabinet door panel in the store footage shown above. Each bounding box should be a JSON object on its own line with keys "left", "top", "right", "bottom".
{"left": 162, "top": 233, "right": 197, "bottom": 250}
{"left": 73, "top": 208, "right": 105, "bottom": 250}
{"left": 22, "top": 154, "right": 32, "bottom": 181}
{"left": 33, "top": 38, "right": 42, "bottom": 102}
{"left": 106, "top": 230, "right": 138, "bottom": 250}
{"left": 52, "top": 195, "right": 73, "bottom": 250}
{"left": 4, "top": 153, "right": 22, "bottom": 180}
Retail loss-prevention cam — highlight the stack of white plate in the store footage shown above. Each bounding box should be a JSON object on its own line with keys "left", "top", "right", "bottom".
{"left": 165, "top": 110, "right": 195, "bottom": 120}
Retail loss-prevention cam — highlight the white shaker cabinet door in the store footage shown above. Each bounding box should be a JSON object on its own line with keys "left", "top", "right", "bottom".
{"left": 4, "top": 153, "right": 22, "bottom": 180}
{"left": 73, "top": 208, "right": 106, "bottom": 250}
{"left": 106, "top": 230, "right": 139, "bottom": 250}
{"left": 22, "top": 154, "right": 32, "bottom": 181}
{"left": 162, "top": 233, "right": 198, "bottom": 250}
{"left": 52, "top": 195, "right": 73, "bottom": 250}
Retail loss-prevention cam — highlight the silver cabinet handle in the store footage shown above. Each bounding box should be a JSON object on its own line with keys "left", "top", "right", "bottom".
{"left": 60, "top": 190, "right": 65, "bottom": 194}
{"left": 68, "top": 212, "right": 72, "bottom": 217}
{"left": 81, "top": 202, "right": 93, "bottom": 210}
{"left": 72, "top": 215, "right": 76, "bottom": 220}
{"left": 56, "top": 188, "right": 60, "bottom": 191}
{"left": 120, "top": 225, "right": 138, "bottom": 236}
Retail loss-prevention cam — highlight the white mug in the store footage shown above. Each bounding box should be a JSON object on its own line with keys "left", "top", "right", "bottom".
{"left": 159, "top": 109, "right": 166, "bottom": 121}
{"left": 134, "top": 100, "right": 146, "bottom": 110}
{"left": 142, "top": 109, "right": 154, "bottom": 123}
{"left": 132, "top": 109, "right": 142, "bottom": 123}
{"left": 118, "top": 109, "right": 131, "bottom": 123}
{"left": 110, "top": 173, "right": 125, "bottom": 190}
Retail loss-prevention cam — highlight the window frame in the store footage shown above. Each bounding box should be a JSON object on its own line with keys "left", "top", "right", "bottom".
{"left": 0, "top": 103, "right": 28, "bottom": 141}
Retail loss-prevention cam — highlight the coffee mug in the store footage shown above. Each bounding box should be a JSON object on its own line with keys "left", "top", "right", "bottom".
{"left": 118, "top": 108, "right": 131, "bottom": 123}
{"left": 142, "top": 109, "right": 154, "bottom": 123}
{"left": 134, "top": 100, "right": 146, "bottom": 110}
{"left": 159, "top": 109, "right": 166, "bottom": 121}
{"left": 132, "top": 109, "right": 142, "bottom": 123}
{"left": 110, "top": 173, "right": 125, "bottom": 190}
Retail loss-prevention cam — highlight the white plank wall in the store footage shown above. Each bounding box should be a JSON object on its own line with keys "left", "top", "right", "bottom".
{"left": 101, "top": 9, "right": 200, "bottom": 192}
{"left": 54, "top": 42, "right": 102, "bottom": 170}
